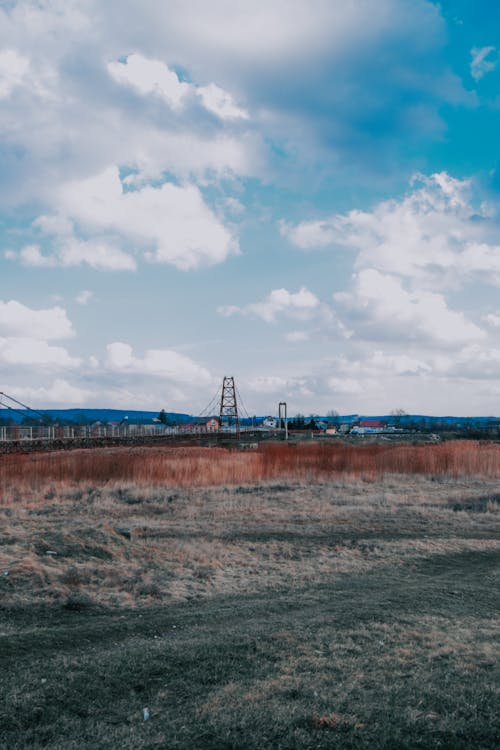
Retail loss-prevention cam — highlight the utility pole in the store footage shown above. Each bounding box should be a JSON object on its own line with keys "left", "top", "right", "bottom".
{"left": 279, "top": 401, "right": 288, "bottom": 441}
{"left": 219, "top": 376, "right": 240, "bottom": 438}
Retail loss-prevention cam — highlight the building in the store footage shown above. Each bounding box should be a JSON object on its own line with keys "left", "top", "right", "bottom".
{"left": 359, "top": 419, "right": 386, "bottom": 429}
{"left": 202, "top": 417, "right": 220, "bottom": 433}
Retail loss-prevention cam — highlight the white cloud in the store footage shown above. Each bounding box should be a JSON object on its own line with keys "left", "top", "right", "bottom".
{"left": 246, "top": 375, "right": 289, "bottom": 394}
{"left": 334, "top": 269, "right": 485, "bottom": 347}
{"left": 105, "top": 342, "right": 212, "bottom": 384}
{"left": 0, "top": 300, "right": 74, "bottom": 340}
{"left": 284, "top": 172, "right": 500, "bottom": 289}
{"left": 483, "top": 312, "right": 500, "bottom": 328}
{"left": 10, "top": 379, "right": 91, "bottom": 406}
{"left": 136, "top": 0, "right": 440, "bottom": 74}
{"left": 198, "top": 83, "right": 248, "bottom": 120}
{"left": 123, "top": 131, "right": 259, "bottom": 183}
{"left": 458, "top": 243, "right": 500, "bottom": 284}
{"left": 57, "top": 239, "right": 131, "bottom": 271}
{"left": 280, "top": 218, "right": 337, "bottom": 249}
{"left": 366, "top": 350, "right": 432, "bottom": 376}
{"left": 17, "top": 238, "right": 137, "bottom": 271}
{"left": 76, "top": 290, "right": 93, "bottom": 305}
{"left": 108, "top": 53, "right": 248, "bottom": 121}
{"left": 326, "top": 376, "right": 363, "bottom": 395}
{"left": 470, "top": 46, "right": 498, "bottom": 80}
{"left": 0, "top": 45, "right": 57, "bottom": 103}
{"left": 0, "top": 300, "right": 78, "bottom": 372}
{"left": 50, "top": 166, "right": 237, "bottom": 270}
{"left": 107, "top": 53, "right": 190, "bottom": 110}
{"left": 0, "top": 337, "right": 80, "bottom": 368}
{"left": 224, "top": 197, "right": 245, "bottom": 214}
{"left": 283, "top": 172, "right": 471, "bottom": 269}
{"left": 1, "top": 3, "right": 498, "bottom": 416}
{"left": 285, "top": 330, "right": 309, "bottom": 343}
{"left": 0, "top": 48, "right": 29, "bottom": 98}
{"left": 246, "top": 374, "right": 313, "bottom": 398}
{"left": 219, "top": 287, "right": 320, "bottom": 322}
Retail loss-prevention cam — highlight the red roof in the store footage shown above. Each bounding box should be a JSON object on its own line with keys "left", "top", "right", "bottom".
{"left": 359, "top": 419, "right": 385, "bottom": 428}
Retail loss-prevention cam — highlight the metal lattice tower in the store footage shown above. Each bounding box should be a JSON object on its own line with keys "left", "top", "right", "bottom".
{"left": 219, "top": 376, "right": 240, "bottom": 437}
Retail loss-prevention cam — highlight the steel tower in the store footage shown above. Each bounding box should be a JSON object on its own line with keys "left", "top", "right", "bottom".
{"left": 219, "top": 376, "right": 240, "bottom": 437}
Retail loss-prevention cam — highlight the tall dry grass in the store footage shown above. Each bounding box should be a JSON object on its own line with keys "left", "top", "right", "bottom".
{"left": 2, "top": 440, "right": 500, "bottom": 502}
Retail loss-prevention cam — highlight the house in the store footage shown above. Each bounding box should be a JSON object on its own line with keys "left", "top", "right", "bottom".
{"left": 198, "top": 417, "right": 220, "bottom": 433}
{"left": 351, "top": 419, "right": 389, "bottom": 435}
{"left": 359, "top": 419, "right": 386, "bottom": 429}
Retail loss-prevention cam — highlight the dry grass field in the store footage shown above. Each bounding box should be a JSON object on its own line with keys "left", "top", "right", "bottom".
{"left": 1, "top": 441, "right": 499, "bottom": 748}
{"left": 2, "top": 440, "right": 500, "bottom": 499}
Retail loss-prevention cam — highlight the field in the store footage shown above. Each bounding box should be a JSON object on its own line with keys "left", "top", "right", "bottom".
{"left": 1, "top": 442, "right": 500, "bottom": 749}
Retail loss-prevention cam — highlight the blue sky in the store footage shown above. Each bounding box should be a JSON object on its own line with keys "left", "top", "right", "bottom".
{"left": 2, "top": 0, "right": 500, "bottom": 416}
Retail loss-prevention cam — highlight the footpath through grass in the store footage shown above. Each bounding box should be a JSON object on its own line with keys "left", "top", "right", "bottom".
{"left": 1, "top": 476, "right": 499, "bottom": 748}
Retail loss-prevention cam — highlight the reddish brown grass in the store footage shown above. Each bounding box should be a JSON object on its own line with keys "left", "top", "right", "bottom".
{"left": 1, "top": 440, "right": 500, "bottom": 502}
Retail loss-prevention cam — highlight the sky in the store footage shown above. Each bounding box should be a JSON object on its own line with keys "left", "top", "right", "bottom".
{"left": 2, "top": 0, "right": 500, "bottom": 417}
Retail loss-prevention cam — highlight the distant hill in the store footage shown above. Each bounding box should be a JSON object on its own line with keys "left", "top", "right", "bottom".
{"left": 1, "top": 407, "right": 499, "bottom": 427}
{"left": 0, "top": 408, "right": 193, "bottom": 424}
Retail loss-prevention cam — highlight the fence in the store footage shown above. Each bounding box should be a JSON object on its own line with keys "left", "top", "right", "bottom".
{"left": 0, "top": 424, "right": 261, "bottom": 443}
{"left": 0, "top": 424, "right": 180, "bottom": 442}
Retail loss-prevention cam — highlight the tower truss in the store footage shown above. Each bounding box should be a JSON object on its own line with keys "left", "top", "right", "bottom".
{"left": 219, "top": 376, "right": 240, "bottom": 436}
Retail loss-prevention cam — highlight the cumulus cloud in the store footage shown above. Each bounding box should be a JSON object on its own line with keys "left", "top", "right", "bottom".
{"left": 17, "top": 239, "right": 136, "bottom": 272}
{"left": 0, "top": 1, "right": 496, "bottom": 416}
{"left": 9, "top": 379, "right": 91, "bottom": 406}
{"left": 197, "top": 83, "right": 248, "bottom": 120}
{"left": 0, "top": 300, "right": 79, "bottom": 372}
{"left": 0, "top": 0, "right": 466, "bottom": 209}
{"left": 105, "top": 342, "right": 212, "bottom": 384}
{"left": 126, "top": 0, "right": 468, "bottom": 178}
{"left": 218, "top": 287, "right": 320, "bottom": 322}
{"left": 46, "top": 166, "right": 238, "bottom": 270}
{"left": 107, "top": 53, "right": 190, "bottom": 110}
{"left": 284, "top": 172, "right": 500, "bottom": 288}
{"left": 334, "top": 269, "right": 485, "bottom": 347}
{"left": 108, "top": 53, "right": 248, "bottom": 121}
{"left": 0, "top": 7, "right": 263, "bottom": 210}
{"left": 0, "top": 300, "right": 74, "bottom": 340}
{"left": 0, "top": 338, "right": 80, "bottom": 368}
{"left": 470, "top": 46, "right": 498, "bottom": 80}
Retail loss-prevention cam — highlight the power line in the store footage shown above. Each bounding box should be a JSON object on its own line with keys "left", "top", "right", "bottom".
{"left": 0, "top": 392, "right": 50, "bottom": 422}
{"left": 195, "top": 385, "right": 222, "bottom": 419}
{"left": 235, "top": 384, "right": 251, "bottom": 421}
